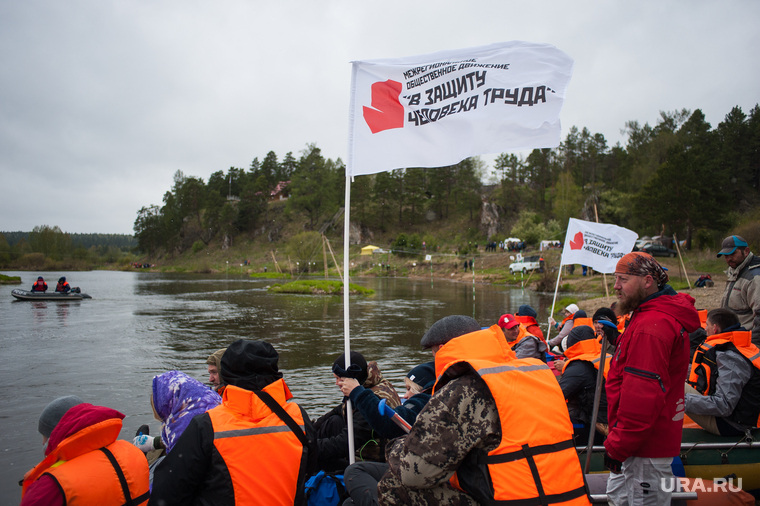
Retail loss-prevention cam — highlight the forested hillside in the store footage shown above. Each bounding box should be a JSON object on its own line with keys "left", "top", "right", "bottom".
{"left": 0, "top": 227, "right": 136, "bottom": 269}
{"left": 132, "top": 104, "right": 760, "bottom": 259}
{"left": 6, "top": 104, "right": 757, "bottom": 269}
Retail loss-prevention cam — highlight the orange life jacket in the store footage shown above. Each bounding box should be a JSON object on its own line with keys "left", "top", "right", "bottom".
{"left": 687, "top": 330, "right": 760, "bottom": 427}
{"left": 435, "top": 327, "right": 590, "bottom": 505}
{"left": 688, "top": 331, "right": 760, "bottom": 394}
{"left": 208, "top": 380, "right": 309, "bottom": 505}
{"left": 616, "top": 314, "right": 630, "bottom": 332}
{"left": 22, "top": 418, "right": 149, "bottom": 505}
{"left": 572, "top": 317, "right": 594, "bottom": 329}
{"left": 558, "top": 314, "right": 574, "bottom": 329}
{"left": 512, "top": 325, "right": 536, "bottom": 346}
{"left": 514, "top": 315, "right": 545, "bottom": 342}
{"left": 562, "top": 338, "right": 612, "bottom": 379}
{"left": 433, "top": 325, "right": 514, "bottom": 382}
{"left": 697, "top": 309, "right": 708, "bottom": 329}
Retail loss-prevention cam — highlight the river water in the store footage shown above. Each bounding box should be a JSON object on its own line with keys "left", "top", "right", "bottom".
{"left": 0, "top": 270, "right": 554, "bottom": 501}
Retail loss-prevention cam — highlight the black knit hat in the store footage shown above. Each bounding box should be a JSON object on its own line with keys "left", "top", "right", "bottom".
{"left": 420, "top": 315, "right": 481, "bottom": 349}
{"left": 517, "top": 304, "right": 537, "bottom": 319}
{"left": 221, "top": 340, "right": 282, "bottom": 391}
{"left": 406, "top": 361, "right": 436, "bottom": 390}
{"left": 572, "top": 310, "right": 587, "bottom": 320}
{"left": 593, "top": 307, "right": 617, "bottom": 324}
{"left": 332, "top": 351, "right": 369, "bottom": 385}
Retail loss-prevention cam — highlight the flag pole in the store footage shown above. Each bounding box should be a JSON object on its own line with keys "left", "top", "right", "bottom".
{"left": 584, "top": 332, "right": 608, "bottom": 473}
{"left": 546, "top": 262, "right": 563, "bottom": 344}
{"left": 343, "top": 174, "right": 355, "bottom": 464}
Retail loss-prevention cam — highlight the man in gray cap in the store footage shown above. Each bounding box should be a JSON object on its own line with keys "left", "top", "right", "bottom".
{"left": 378, "top": 315, "right": 588, "bottom": 505}
{"left": 718, "top": 235, "right": 760, "bottom": 347}
{"left": 37, "top": 395, "right": 83, "bottom": 444}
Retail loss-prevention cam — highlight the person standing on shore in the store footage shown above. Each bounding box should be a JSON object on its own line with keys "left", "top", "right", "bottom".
{"left": 717, "top": 235, "right": 760, "bottom": 347}
{"left": 604, "top": 252, "right": 700, "bottom": 505}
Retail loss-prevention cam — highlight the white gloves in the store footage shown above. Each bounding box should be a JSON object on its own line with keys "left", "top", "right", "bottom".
{"left": 133, "top": 434, "right": 157, "bottom": 452}
{"left": 548, "top": 317, "right": 556, "bottom": 327}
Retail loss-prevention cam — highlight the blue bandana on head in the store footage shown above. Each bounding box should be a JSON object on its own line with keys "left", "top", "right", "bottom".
{"left": 152, "top": 370, "right": 221, "bottom": 452}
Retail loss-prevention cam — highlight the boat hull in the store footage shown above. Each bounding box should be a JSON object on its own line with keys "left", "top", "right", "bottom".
{"left": 580, "top": 428, "right": 760, "bottom": 492}
{"left": 11, "top": 289, "right": 91, "bottom": 301}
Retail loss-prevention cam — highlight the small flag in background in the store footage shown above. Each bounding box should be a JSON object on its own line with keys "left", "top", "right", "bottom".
{"left": 560, "top": 218, "right": 638, "bottom": 274}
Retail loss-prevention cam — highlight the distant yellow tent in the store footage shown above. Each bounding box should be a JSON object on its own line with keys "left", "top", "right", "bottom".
{"left": 360, "top": 245, "right": 380, "bottom": 256}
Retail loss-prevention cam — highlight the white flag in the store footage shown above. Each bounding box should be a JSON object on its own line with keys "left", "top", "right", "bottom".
{"left": 560, "top": 218, "right": 638, "bottom": 274}
{"left": 347, "top": 41, "right": 574, "bottom": 177}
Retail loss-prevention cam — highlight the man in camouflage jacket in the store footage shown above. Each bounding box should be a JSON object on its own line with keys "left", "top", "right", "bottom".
{"left": 379, "top": 370, "right": 499, "bottom": 505}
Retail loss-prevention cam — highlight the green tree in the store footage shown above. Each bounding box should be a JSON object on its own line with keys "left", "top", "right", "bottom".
{"left": 286, "top": 145, "right": 343, "bottom": 229}
{"left": 259, "top": 151, "right": 280, "bottom": 190}
{"left": 278, "top": 152, "right": 298, "bottom": 181}
{"left": 510, "top": 211, "right": 552, "bottom": 246}
{"left": 636, "top": 110, "right": 728, "bottom": 247}
{"left": 0, "top": 233, "right": 10, "bottom": 265}
{"left": 29, "top": 225, "right": 71, "bottom": 261}
{"left": 372, "top": 171, "right": 400, "bottom": 231}
{"left": 402, "top": 168, "right": 427, "bottom": 225}
{"left": 552, "top": 171, "right": 583, "bottom": 227}
{"left": 286, "top": 231, "right": 322, "bottom": 272}
{"left": 134, "top": 205, "right": 164, "bottom": 255}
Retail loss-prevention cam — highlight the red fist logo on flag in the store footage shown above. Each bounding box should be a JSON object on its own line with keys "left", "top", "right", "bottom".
{"left": 569, "top": 231, "right": 584, "bottom": 250}
{"left": 363, "top": 80, "right": 404, "bottom": 134}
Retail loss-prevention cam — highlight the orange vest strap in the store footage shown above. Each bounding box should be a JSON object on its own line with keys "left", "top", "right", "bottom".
{"left": 99, "top": 447, "right": 150, "bottom": 506}
{"left": 253, "top": 389, "right": 310, "bottom": 447}
{"left": 486, "top": 439, "right": 574, "bottom": 464}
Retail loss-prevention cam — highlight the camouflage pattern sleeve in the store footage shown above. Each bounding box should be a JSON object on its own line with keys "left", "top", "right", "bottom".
{"left": 385, "top": 372, "right": 501, "bottom": 489}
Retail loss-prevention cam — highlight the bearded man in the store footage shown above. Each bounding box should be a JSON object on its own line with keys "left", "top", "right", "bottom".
{"left": 717, "top": 235, "right": 760, "bottom": 347}
{"left": 604, "top": 252, "right": 700, "bottom": 505}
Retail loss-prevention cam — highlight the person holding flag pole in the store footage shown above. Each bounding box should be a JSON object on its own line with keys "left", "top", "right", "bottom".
{"left": 548, "top": 219, "right": 637, "bottom": 464}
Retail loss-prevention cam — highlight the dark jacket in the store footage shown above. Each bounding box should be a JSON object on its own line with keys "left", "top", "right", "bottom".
{"left": 348, "top": 385, "right": 431, "bottom": 439}
{"left": 560, "top": 360, "right": 608, "bottom": 427}
{"left": 314, "top": 399, "right": 378, "bottom": 471}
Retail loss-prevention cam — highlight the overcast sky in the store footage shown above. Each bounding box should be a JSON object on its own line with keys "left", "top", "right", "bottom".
{"left": 1, "top": 1, "right": 758, "bottom": 235}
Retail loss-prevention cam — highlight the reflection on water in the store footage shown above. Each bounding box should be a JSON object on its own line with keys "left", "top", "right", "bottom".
{"left": 0, "top": 270, "right": 555, "bottom": 501}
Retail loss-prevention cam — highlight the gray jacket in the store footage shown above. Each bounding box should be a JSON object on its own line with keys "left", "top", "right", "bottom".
{"left": 685, "top": 347, "right": 752, "bottom": 432}
{"left": 721, "top": 252, "right": 760, "bottom": 347}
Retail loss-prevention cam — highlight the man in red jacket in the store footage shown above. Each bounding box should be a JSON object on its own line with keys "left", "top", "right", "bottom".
{"left": 604, "top": 252, "right": 700, "bottom": 505}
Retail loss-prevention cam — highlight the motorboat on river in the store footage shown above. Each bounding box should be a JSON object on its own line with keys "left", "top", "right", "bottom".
{"left": 11, "top": 288, "right": 92, "bottom": 301}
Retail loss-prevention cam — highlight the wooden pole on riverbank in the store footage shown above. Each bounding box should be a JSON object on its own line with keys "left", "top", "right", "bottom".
{"left": 673, "top": 233, "right": 691, "bottom": 289}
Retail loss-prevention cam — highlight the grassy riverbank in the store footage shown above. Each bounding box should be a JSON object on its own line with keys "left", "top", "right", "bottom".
{"left": 134, "top": 234, "right": 729, "bottom": 311}
{"left": 0, "top": 273, "right": 21, "bottom": 285}
{"left": 268, "top": 279, "right": 374, "bottom": 295}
